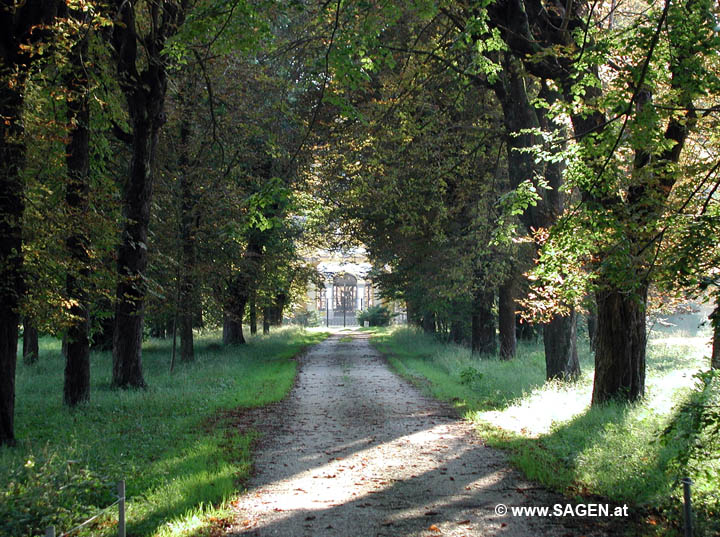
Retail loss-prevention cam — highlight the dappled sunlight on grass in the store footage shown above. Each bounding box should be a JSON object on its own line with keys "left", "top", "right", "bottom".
{"left": 477, "top": 379, "right": 592, "bottom": 437}
{"left": 373, "top": 324, "right": 719, "bottom": 535}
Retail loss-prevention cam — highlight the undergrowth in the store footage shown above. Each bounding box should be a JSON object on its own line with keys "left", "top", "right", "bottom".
{"left": 1, "top": 327, "right": 328, "bottom": 537}
{"left": 372, "top": 325, "right": 719, "bottom": 536}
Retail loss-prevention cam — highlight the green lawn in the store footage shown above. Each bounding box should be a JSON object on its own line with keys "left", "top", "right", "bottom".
{"left": 1, "top": 327, "right": 328, "bottom": 537}
{"left": 372, "top": 325, "right": 720, "bottom": 537}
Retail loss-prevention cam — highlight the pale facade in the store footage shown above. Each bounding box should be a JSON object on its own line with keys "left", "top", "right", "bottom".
{"left": 306, "top": 248, "right": 376, "bottom": 326}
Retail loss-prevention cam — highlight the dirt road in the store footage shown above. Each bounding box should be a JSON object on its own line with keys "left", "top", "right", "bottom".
{"left": 228, "top": 331, "right": 624, "bottom": 537}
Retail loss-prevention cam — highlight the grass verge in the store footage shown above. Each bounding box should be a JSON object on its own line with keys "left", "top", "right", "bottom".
{"left": 372, "top": 326, "right": 719, "bottom": 536}
{"left": 1, "top": 327, "right": 328, "bottom": 537}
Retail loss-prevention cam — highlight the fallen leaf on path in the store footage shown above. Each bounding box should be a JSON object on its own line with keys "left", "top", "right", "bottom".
{"left": 428, "top": 524, "right": 441, "bottom": 532}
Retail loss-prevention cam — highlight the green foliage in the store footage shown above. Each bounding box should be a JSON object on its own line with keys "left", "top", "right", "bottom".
{"left": 658, "top": 370, "right": 720, "bottom": 535}
{"left": 0, "top": 452, "right": 113, "bottom": 537}
{"left": 459, "top": 366, "right": 484, "bottom": 386}
{"left": 1, "top": 329, "right": 328, "bottom": 537}
{"left": 356, "top": 305, "right": 393, "bottom": 327}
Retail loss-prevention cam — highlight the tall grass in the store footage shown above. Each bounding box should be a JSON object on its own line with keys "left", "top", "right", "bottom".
{"left": 1, "top": 328, "right": 327, "bottom": 537}
{"left": 373, "top": 325, "right": 719, "bottom": 536}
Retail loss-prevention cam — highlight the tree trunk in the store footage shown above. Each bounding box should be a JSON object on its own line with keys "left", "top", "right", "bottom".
{"left": 263, "top": 308, "right": 270, "bottom": 335}
{"left": 490, "top": 57, "right": 575, "bottom": 375}
{"left": 179, "top": 308, "right": 194, "bottom": 362}
{"left": 269, "top": 293, "right": 286, "bottom": 326}
{"left": 249, "top": 295, "right": 257, "bottom": 335}
{"left": 178, "top": 118, "right": 195, "bottom": 362}
{"left": 591, "top": 285, "right": 647, "bottom": 404}
{"left": 471, "top": 288, "right": 496, "bottom": 355}
{"left": 110, "top": 0, "right": 188, "bottom": 387}
{"left": 544, "top": 311, "right": 580, "bottom": 380}
{"left": 0, "top": 0, "right": 61, "bottom": 447}
{"left": 0, "top": 81, "right": 26, "bottom": 446}
{"left": 111, "top": 111, "right": 155, "bottom": 388}
{"left": 449, "top": 318, "right": 466, "bottom": 345}
{"left": 22, "top": 319, "right": 39, "bottom": 365}
{"left": 421, "top": 312, "right": 435, "bottom": 334}
{"left": 223, "top": 309, "right": 245, "bottom": 345}
{"left": 0, "top": 316, "right": 19, "bottom": 447}
{"left": 498, "top": 276, "right": 517, "bottom": 359}
{"left": 64, "top": 26, "right": 91, "bottom": 406}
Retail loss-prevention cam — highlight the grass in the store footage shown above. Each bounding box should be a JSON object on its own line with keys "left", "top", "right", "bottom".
{"left": 372, "top": 324, "right": 720, "bottom": 536}
{"left": 1, "top": 327, "right": 328, "bottom": 537}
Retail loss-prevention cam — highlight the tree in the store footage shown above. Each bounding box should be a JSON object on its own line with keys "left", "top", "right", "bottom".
{"left": 483, "top": 0, "right": 719, "bottom": 402}
{"left": 63, "top": 6, "right": 93, "bottom": 406}
{"left": 0, "top": 0, "right": 62, "bottom": 446}
{"left": 107, "top": 0, "right": 190, "bottom": 388}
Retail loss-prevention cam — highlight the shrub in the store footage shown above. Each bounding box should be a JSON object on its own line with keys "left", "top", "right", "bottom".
{"left": 357, "top": 305, "right": 394, "bottom": 327}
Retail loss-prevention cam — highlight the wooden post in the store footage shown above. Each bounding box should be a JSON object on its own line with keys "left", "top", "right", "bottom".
{"left": 45, "top": 526, "right": 55, "bottom": 537}
{"left": 118, "top": 480, "right": 126, "bottom": 537}
{"left": 682, "top": 477, "right": 693, "bottom": 537}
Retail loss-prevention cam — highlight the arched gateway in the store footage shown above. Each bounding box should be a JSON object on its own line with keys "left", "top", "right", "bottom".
{"left": 306, "top": 249, "right": 376, "bottom": 326}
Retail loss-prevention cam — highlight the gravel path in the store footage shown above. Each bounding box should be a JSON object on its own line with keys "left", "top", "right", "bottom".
{"left": 228, "top": 331, "right": 627, "bottom": 537}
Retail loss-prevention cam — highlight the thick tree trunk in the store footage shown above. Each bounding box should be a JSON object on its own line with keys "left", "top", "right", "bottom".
{"left": 64, "top": 312, "right": 90, "bottom": 406}
{"left": 591, "top": 285, "right": 647, "bottom": 404}
{"left": 223, "top": 309, "right": 245, "bottom": 345}
{"left": 249, "top": 295, "right": 257, "bottom": 335}
{"left": 179, "top": 309, "right": 194, "bottom": 362}
{"left": 0, "top": 317, "right": 19, "bottom": 447}
{"left": 0, "top": 83, "right": 26, "bottom": 446}
{"left": 110, "top": 0, "right": 188, "bottom": 387}
{"left": 22, "top": 319, "right": 39, "bottom": 365}
{"left": 471, "top": 288, "right": 496, "bottom": 355}
{"left": 263, "top": 308, "right": 270, "bottom": 335}
{"left": 544, "top": 310, "right": 580, "bottom": 380}
{"left": 112, "top": 115, "right": 155, "bottom": 388}
{"left": 498, "top": 277, "right": 517, "bottom": 359}
{"left": 64, "top": 28, "right": 91, "bottom": 406}
{"left": 421, "top": 312, "right": 435, "bottom": 334}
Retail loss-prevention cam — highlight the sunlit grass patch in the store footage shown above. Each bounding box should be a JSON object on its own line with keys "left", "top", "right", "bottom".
{"left": 1, "top": 327, "right": 328, "bottom": 537}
